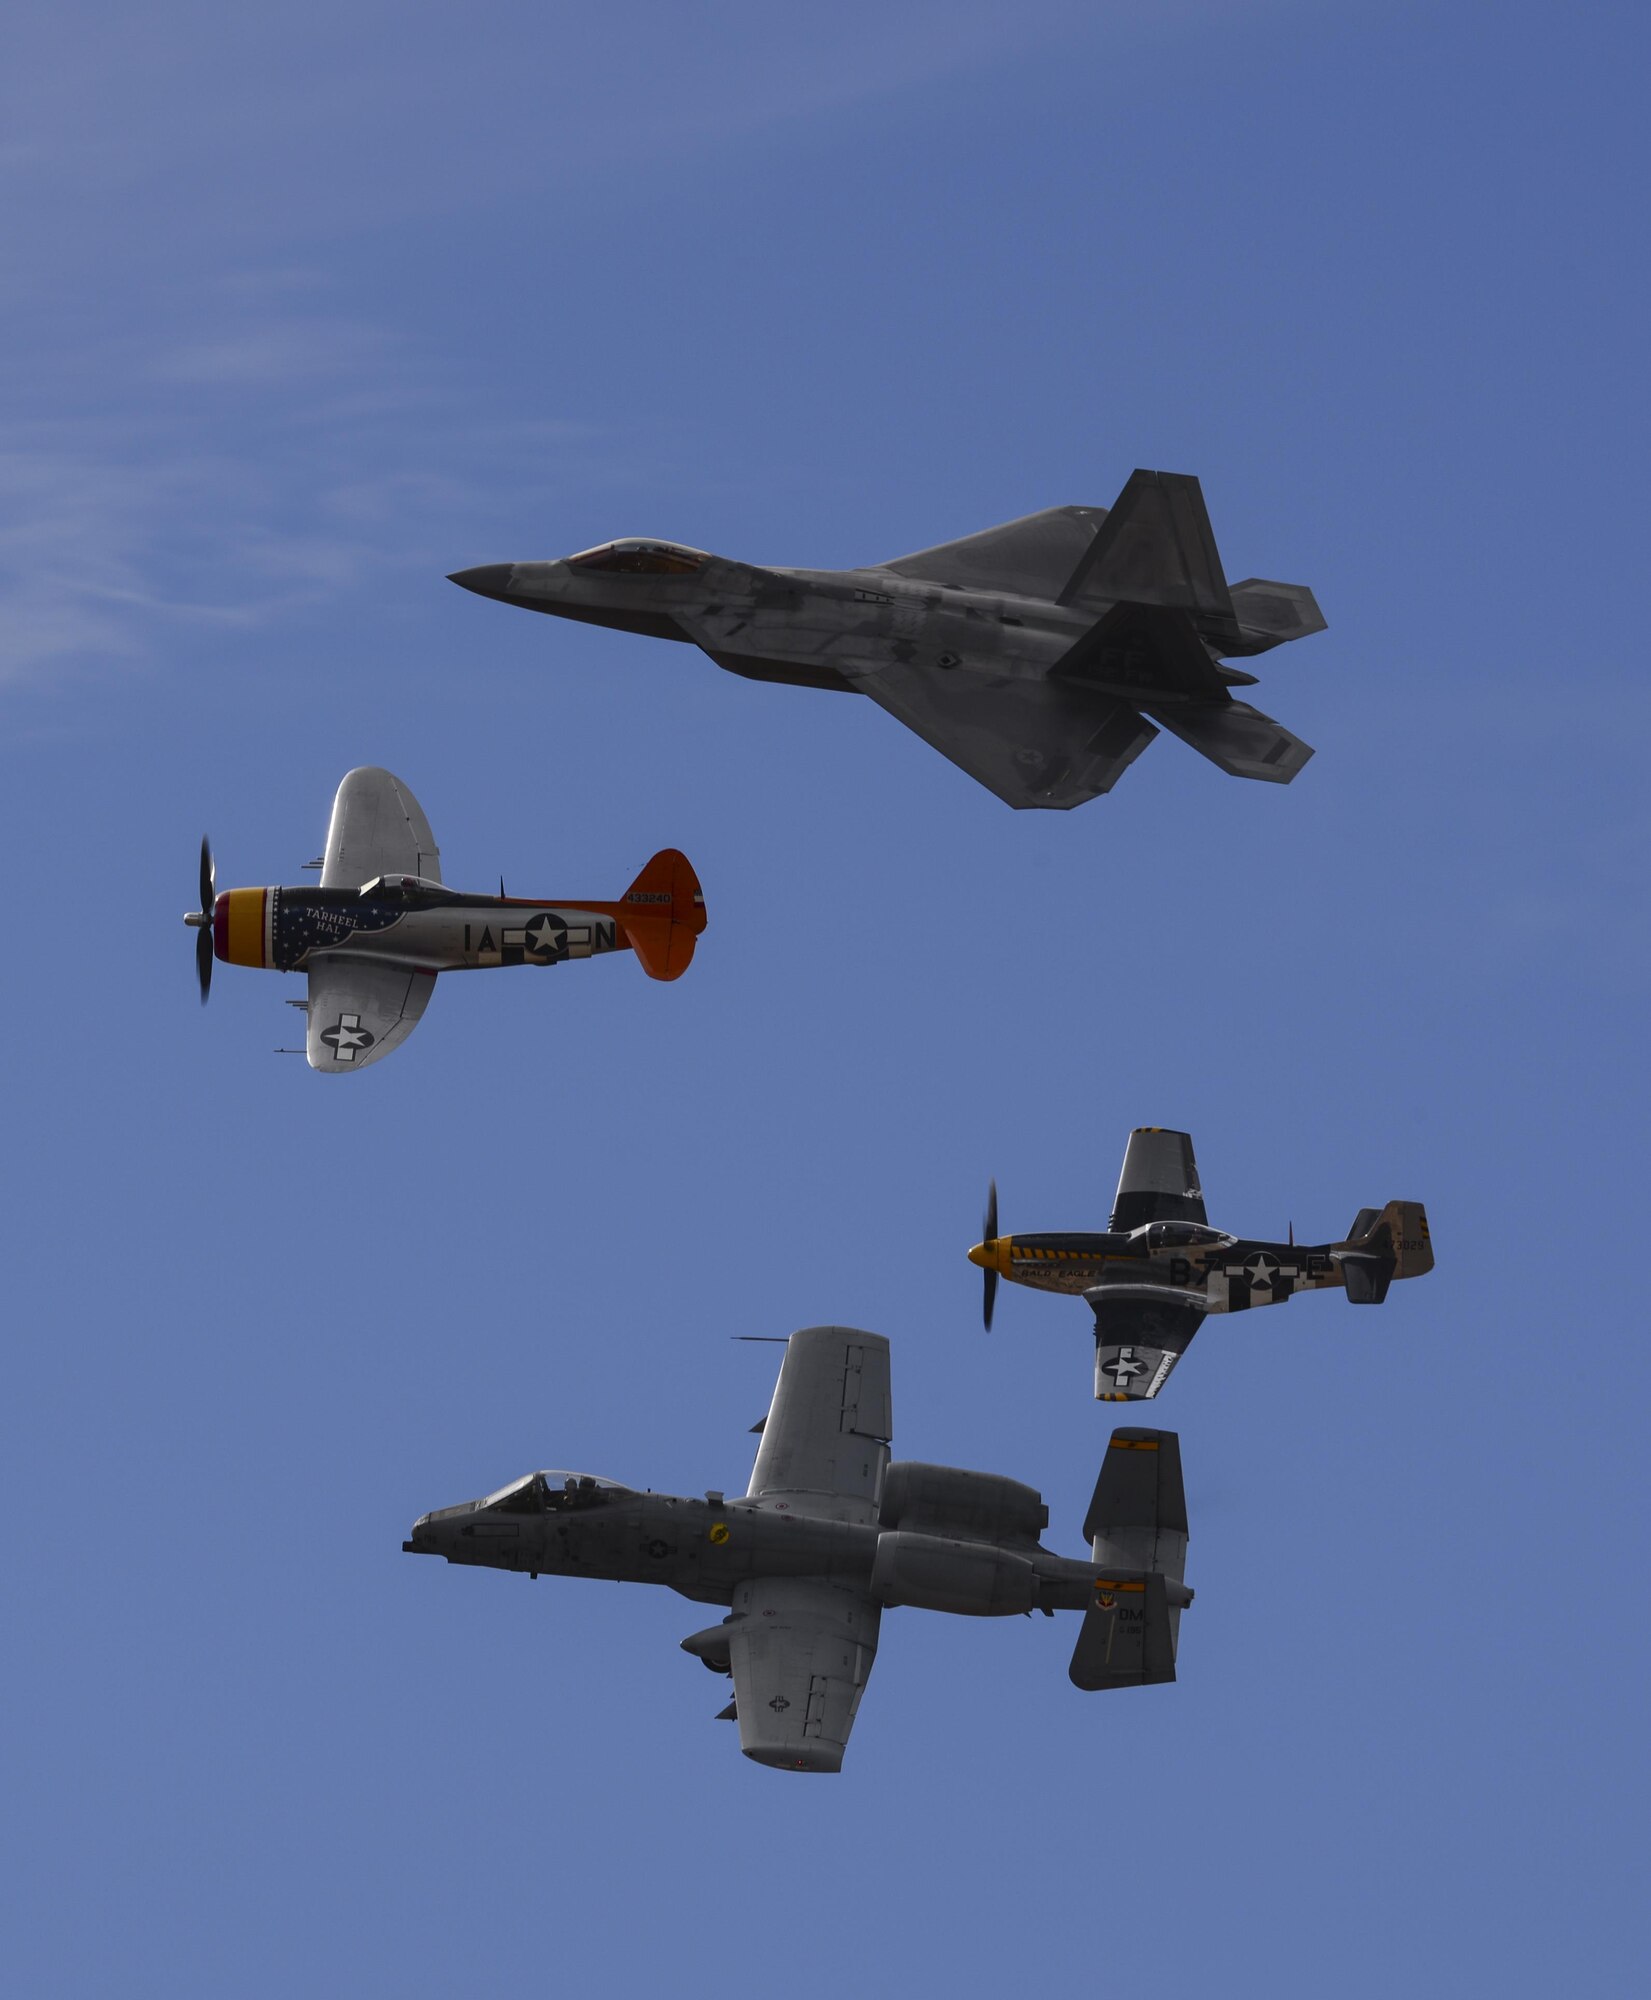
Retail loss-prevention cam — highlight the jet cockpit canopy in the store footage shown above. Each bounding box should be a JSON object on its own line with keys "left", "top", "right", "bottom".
{"left": 482, "top": 1471, "right": 630, "bottom": 1515}
{"left": 567, "top": 539, "right": 707, "bottom": 576}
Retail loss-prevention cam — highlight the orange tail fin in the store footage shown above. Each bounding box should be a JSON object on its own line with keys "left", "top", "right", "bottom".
{"left": 611, "top": 848, "right": 707, "bottom": 980}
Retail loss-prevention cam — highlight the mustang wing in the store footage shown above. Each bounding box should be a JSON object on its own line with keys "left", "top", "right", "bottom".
{"left": 320, "top": 767, "right": 442, "bottom": 888}
{"left": 845, "top": 660, "right": 1158, "bottom": 810}
{"left": 747, "top": 1325, "right": 891, "bottom": 1524}
{"left": 725, "top": 1576, "right": 881, "bottom": 1773}
{"left": 305, "top": 955, "right": 436, "bottom": 1074}
{"left": 1087, "top": 1288, "right": 1207, "bottom": 1403}
{"left": 1110, "top": 1128, "right": 1207, "bottom": 1230}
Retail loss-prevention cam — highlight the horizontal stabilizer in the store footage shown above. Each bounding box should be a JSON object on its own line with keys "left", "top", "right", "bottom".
{"left": 1069, "top": 1570, "right": 1176, "bottom": 1690}
{"left": 1084, "top": 1429, "right": 1188, "bottom": 1570}
{"left": 1071, "top": 1428, "right": 1189, "bottom": 1688}
{"left": 1146, "top": 697, "right": 1313, "bottom": 784}
{"left": 1336, "top": 1200, "right": 1433, "bottom": 1303}
{"left": 1227, "top": 578, "right": 1327, "bottom": 656}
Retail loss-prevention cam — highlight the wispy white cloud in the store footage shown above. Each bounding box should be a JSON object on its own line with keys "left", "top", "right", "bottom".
{"left": 0, "top": 285, "right": 610, "bottom": 682}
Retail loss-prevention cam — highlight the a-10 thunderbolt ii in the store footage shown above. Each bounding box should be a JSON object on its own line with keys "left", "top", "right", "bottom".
{"left": 971, "top": 1129, "right": 1433, "bottom": 1401}
{"left": 449, "top": 469, "right": 1325, "bottom": 810}
{"left": 404, "top": 1326, "right": 1192, "bottom": 1772}
{"left": 182, "top": 766, "right": 706, "bottom": 1072}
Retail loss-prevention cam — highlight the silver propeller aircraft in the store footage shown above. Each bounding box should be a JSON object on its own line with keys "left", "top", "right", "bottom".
{"left": 971, "top": 1129, "right": 1434, "bottom": 1401}
{"left": 183, "top": 766, "right": 707, "bottom": 1073}
{"left": 404, "top": 1326, "right": 1192, "bottom": 1772}
{"left": 450, "top": 469, "right": 1326, "bottom": 810}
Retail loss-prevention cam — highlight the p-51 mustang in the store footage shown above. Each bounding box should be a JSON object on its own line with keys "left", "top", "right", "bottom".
{"left": 450, "top": 468, "right": 1326, "bottom": 812}
{"left": 970, "top": 1129, "right": 1433, "bottom": 1401}
{"left": 405, "top": 1326, "right": 1191, "bottom": 1773}
{"left": 183, "top": 766, "right": 707, "bottom": 1073}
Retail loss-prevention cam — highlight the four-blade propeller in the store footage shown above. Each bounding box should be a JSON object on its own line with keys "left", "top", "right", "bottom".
{"left": 183, "top": 836, "right": 216, "bottom": 1003}
{"left": 981, "top": 1177, "right": 998, "bottom": 1332}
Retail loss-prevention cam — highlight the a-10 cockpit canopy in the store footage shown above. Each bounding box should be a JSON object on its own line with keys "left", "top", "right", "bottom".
{"left": 481, "top": 1471, "right": 631, "bottom": 1514}
{"left": 567, "top": 539, "right": 707, "bottom": 575}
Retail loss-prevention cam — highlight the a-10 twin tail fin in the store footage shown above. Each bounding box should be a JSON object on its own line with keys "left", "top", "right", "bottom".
{"left": 1069, "top": 1428, "right": 1191, "bottom": 1691}
{"left": 584, "top": 848, "right": 707, "bottom": 981}
{"left": 1336, "top": 1200, "right": 1433, "bottom": 1305}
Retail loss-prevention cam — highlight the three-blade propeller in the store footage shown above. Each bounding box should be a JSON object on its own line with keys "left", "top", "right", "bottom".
{"left": 183, "top": 836, "right": 216, "bottom": 1003}
{"left": 981, "top": 1177, "right": 998, "bottom": 1332}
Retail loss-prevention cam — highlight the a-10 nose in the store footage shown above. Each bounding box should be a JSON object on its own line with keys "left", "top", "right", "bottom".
{"left": 402, "top": 1515, "right": 439, "bottom": 1556}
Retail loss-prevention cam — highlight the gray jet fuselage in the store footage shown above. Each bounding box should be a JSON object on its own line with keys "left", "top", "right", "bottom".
{"left": 451, "top": 478, "right": 1326, "bottom": 809}
{"left": 451, "top": 548, "right": 1196, "bottom": 702}
{"left": 405, "top": 1470, "right": 1107, "bottom": 1616}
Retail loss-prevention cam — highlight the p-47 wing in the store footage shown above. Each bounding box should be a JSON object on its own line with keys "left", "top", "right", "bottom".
{"left": 320, "top": 766, "right": 442, "bottom": 888}
{"left": 725, "top": 1326, "right": 891, "bottom": 1770}
{"left": 305, "top": 956, "right": 435, "bottom": 1073}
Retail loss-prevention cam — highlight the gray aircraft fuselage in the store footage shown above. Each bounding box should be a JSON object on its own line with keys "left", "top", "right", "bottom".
{"left": 449, "top": 548, "right": 1224, "bottom": 701}
{"left": 450, "top": 477, "right": 1325, "bottom": 809}
{"left": 405, "top": 1471, "right": 1115, "bottom": 1617}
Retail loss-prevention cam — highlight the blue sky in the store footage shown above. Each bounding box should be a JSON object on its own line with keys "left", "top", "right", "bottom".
{"left": 4, "top": 3, "right": 1648, "bottom": 1994}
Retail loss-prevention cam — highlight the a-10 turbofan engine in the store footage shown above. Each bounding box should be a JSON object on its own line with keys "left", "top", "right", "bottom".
{"left": 868, "top": 1443, "right": 1191, "bottom": 1685}
{"left": 680, "top": 1437, "right": 1192, "bottom": 1692}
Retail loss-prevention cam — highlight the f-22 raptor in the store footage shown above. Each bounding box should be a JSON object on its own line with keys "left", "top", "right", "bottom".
{"left": 405, "top": 1327, "right": 1192, "bottom": 1772}
{"left": 971, "top": 1129, "right": 1434, "bottom": 1400}
{"left": 451, "top": 469, "right": 1326, "bottom": 811}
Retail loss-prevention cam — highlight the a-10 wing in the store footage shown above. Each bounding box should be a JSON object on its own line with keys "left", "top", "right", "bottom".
{"left": 724, "top": 1576, "right": 882, "bottom": 1773}
{"left": 727, "top": 1327, "right": 891, "bottom": 1770}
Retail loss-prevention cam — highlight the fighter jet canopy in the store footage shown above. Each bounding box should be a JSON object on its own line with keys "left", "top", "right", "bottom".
{"left": 480, "top": 1471, "right": 631, "bottom": 1513}
{"left": 567, "top": 539, "right": 707, "bottom": 575}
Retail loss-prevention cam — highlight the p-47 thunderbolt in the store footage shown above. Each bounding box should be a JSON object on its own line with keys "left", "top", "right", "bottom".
{"left": 971, "top": 1129, "right": 1433, "bottom": 1401}
{"left": 183, "top": 765, "right": 706, "bottom": 1073}
{"left": 404, "top": 1326, "right": 1191, "bottom": 1772}
{"left": 450, "top": 469, "right": 1325, "bottom": 810}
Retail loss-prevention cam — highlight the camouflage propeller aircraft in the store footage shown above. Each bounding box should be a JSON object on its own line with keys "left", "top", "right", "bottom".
{"left": 183, "top": 766, "right": 706, "bottom": 1073}
{"left": 971, "top": 1129, "right": 1433, "bottom": 1401}
{"left": 450, "top": 469, "right": 1326, "bottom": 810}
{"left": 404, "top": 1326, "right": 1192, "bottom": 1773}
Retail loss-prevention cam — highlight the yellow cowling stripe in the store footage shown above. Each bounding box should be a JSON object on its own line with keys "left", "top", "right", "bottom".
{"left": 225, "top": 888, "right": 268, "bottom": 967}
